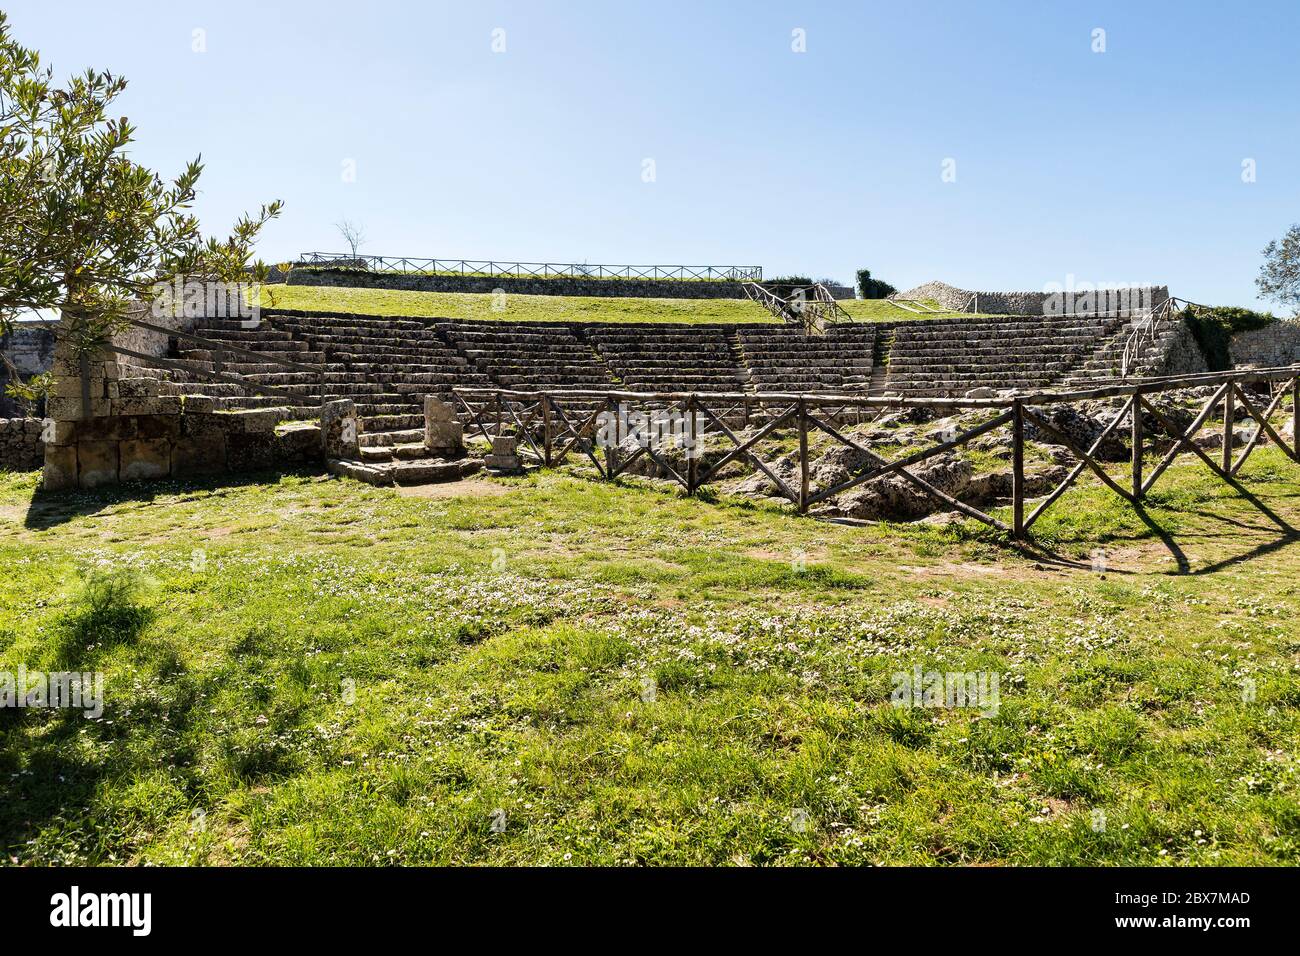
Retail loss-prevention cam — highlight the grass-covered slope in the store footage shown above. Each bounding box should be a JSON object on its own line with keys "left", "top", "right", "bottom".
{"left": 258, "top": 285, "right": 973, "bottom": 325}
{"left": 259, "top": 285, "right": 777, "bottom": 324}
{"left": 1, "top": 449, "right": 1298, "bottom": 865}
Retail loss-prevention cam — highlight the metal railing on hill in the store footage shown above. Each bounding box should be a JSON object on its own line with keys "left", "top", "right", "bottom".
{"left": 1119, "top": 297, "right": 1201, "bottom": 379}
{"left": 297, "top": 253, "right": 762, "bottom": 282}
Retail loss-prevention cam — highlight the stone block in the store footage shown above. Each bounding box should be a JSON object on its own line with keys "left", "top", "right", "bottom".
{"left": 119, "top": 438, "right": 172, "bottom": 480}
{"left": 52, "top": 376, "right": 86, "bottom": 399}
{"left": 424, "top": 394, "right": 457, "bottom": 423}
{"left": 117, "top": 378, "right": 161, "bottom": 399}
{"left": 425, "top": 419, "right": 464, "bottom": 455}
{"left": 181, "top": 395, "right": 218, "bottom": 414}
{"left": 321, "top": 399, "right": 359, "bottom": 458}
{"left": 222, "top": 407, "right": 289, "bottom": 434}
{"left": 274, "top": 422, "right": 323, "bottom": 465}
{"left": 327, "top": 457, "right": 394, "bottom": 486}
{"left": 46, "top": 396, "right": 84, "bottom": 420}
{"left": 42, "top": 443, "right": 78, "bottom": 491}
{"left": 182, "top": 412, "right": 227, "bottom": 437}
{"left": 110, "top": 397, "right": 163, "bottom": 417}
{"left": 485, "top": 436, "right": 521, "bottom": 472}
{"left": 226, "top": 432, "right": 275, "bottom": 472}
{"left": 170, "top": 433, "right": 227, "bottom": 477}
{"left": 75, "top": 414, "right": 136, "bottom": 442}
{"left": 133, "top": 414, "right": 182, "bottom": 441}
{"left": 77, "top": 440, "right": 120, "bottom": 488}
{"left": 44, "top": 419, "right": 77, "bottom": 445}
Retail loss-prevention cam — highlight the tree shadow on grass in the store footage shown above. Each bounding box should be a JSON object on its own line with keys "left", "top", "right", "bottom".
{"left": 1008, "top": 476, "right": 1299, "bottom": 576}
{"left": 22, "top": 469, "right": 318, "bottom": 531}
{"left": 0, "top": 570, "right": 204, "bottom": 863}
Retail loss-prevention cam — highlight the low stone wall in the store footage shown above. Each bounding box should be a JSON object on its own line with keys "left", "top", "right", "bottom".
{"left": 40, "top": 330, "right": 322, "bottom": 491}
{"left": 0, "top": 418, "right": 44, "bottom": 471}
{"left": 42, "top": 403, "right": 321, "bottom": 491}
{"left": 1230, "top": 320, "right": 1300, "bottom": 367}
{"left": 286, "top": 267, "right": 748, "bottom": 299}
{"left": 898, "top": 280, "right": 1170, "bottom": 316}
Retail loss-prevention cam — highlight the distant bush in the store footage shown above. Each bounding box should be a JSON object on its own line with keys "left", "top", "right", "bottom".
{"left": 763, "top": 275, "right": 814, "bottom": 299}
{"left": 1182, "top": 305, "right": 1276, "bottom": 371}
{"left": 856, "top": 268, "right": 897, "bottom": 300}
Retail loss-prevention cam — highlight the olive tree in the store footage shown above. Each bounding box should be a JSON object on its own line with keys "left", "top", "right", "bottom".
{"left": 0, "top": 10, "right": 282, "bottom": 352}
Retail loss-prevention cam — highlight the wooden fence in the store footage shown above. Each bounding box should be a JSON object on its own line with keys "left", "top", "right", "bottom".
{"left": 453, "top": 364, "right": 1300, "bottom": 538}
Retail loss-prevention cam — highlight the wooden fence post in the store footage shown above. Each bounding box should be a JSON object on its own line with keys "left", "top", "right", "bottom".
{"left": 1222, "top": 379, "right": 1235, "bottom": 473}
{"left": 1293, "top": 375, "right": 1299, "bottom": 461}
{"left": 541, "top": 395, "right": 553, "bottom": 467}
{"left": 604, "top": 395, "right": 616, "bottom": 480}
{"left": 1131, "top": 388, "right": 1143, "bottom": 499}
{"left": 686, "top": 395, "right": 699, "bottom": 495}
{"left": 798, "top": 399, "right": 809, "bottom": 514}
{"left": 1012, "top": 400, "right": 1024, "bottom": 537}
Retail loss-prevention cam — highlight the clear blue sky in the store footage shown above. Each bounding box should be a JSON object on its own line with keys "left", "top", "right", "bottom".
{"left": 7, "top": 0, "right": 1298, "bottom": 309}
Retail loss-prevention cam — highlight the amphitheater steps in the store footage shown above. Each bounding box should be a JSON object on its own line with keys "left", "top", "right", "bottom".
{"left": 869, "top": 327, "right": 894, "bottom": 395}
{"left": 123, "top": 310, "right": 1141, "bottom": 448}
{"left": 1063, "top": 317, "right": 1184, "bottom": 384}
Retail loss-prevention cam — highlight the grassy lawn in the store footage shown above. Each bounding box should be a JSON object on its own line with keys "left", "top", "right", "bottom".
{"left": 258, "top": 285, "right": 968, "bottom": 326}
{"left": 259, "top": 285, "right": 778, "bottom": 325}
{"left": 838, "top": 298, "right": 1006, "bottom": 322}
{"left": 1, "top": 449, "right": 1298, "bottom": 865}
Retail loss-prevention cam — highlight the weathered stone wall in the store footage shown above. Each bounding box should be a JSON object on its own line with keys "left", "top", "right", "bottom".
{"left": 1150, "top": 321, "right": 1210, "bottom": 377}
{"left": 286, "top": 267, "right": 748, "bottom": 299}
{"left": 42, "top": 401, "right": 321, "bottom": 491}
{"left": 0, "top": 418, "right": 44, "bottom": 471}
{"left": 40, "top": 328, "right": 321, "bottom": 491}
{"left": 0, "top": 321, "right": 57, "bottom": 416}
{"left": 897, "top": 280, "right": 1170, "bottom": 316}
{"left": 1230, "top": 320, "right": 1300, "bottom": 367}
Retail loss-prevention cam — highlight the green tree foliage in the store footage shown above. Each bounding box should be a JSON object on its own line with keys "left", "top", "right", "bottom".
{"left": 0, "top": 11, "right": 282, "bottom": 350}
{"left": 1257, "top": 224, "right": 1300, "bottom": 316}
{"left": 856, "top": 268, "right": 896, "bottom": 299}
{"left": 1183, "top": 305, "right": 1276, "bottom": 371}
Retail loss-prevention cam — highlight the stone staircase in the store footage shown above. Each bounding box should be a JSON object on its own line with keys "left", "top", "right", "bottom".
{"left": 735, "top": 324, "right": 876, "bottom": 393}
{"left": 1063, "top": 315, "right": 1186, "bottom": 384}
{"left": 586, "top": 325, "right": 748, "bottom": 392}
{"left": 880, "top": 313, "right": 1132, "bottom": 397}
{"left": 116, "top": 309, "right": 1141, "bottom": 461}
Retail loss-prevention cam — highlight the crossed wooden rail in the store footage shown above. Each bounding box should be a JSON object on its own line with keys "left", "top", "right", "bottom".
{"left": 742, "top": 282, "right": 853, "bottom": 332}
{"left": 453, "top": 364, "right": 1300, "bottom": 538}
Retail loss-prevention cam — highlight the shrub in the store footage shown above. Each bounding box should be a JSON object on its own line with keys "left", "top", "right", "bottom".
{"left": 856, "top": 268, "right": 897, "bottom": 300}
{"left": 1182, "top": 305, "right": 1276, "bottom": 371}
{"left": 762, "top": 275, "right": 815, "bottom": 300}
{"left": 54, "top": 568, "right": 154, "bottom": 663}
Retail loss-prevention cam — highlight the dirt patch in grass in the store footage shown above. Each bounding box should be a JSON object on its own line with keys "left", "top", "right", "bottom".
{"left": 397, "top": 479, "right": 513, "bottom": 499}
